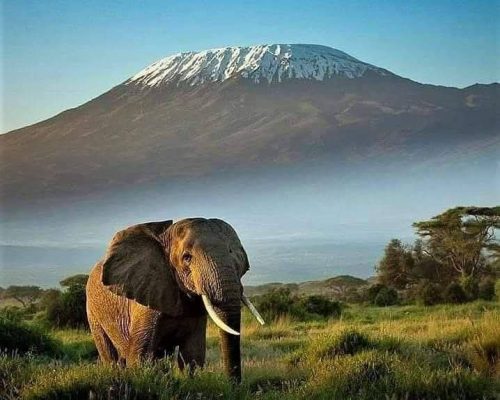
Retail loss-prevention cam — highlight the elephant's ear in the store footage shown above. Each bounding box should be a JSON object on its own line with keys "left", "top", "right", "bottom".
{"left": 101, "top": 220, "right": 182, "bottom": 316}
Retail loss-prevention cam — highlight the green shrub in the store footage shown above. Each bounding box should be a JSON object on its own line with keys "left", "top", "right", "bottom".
{"left": 443, "top": 282, "right": 467, "bottom": 304}
{"left": 0, "top": 306, "right": 28, "bottom": 324}
{"left": 478, "top": 279, "right": 496, "bottom": 301}
{"left": 38, "top": 288, "right": 61, "bottom": 311}
{"left": 373, "top": 287, "right": 398, "bottom": 306}
{"left": 45, "top": 284, "right": 88, "bottom": 329}
{"left": 367, "top": 283, "right": 386, "bottom": 303}
{"left": 0, "top": 318, "right": 59, "bottom": 356}
{"left": 461, "top": 276, "right": 479, "bottom": 301}
{"left": 416, "top": 281, "right": 442, "bottom": 305}
{"left": 299, "top": 296, "right": 342, "bottom": 318}
{"left": 255, "top": 288, "right": 296, "bottom": 320}
{"left": 255, "top": 289, "right": 341, "bottom": 321}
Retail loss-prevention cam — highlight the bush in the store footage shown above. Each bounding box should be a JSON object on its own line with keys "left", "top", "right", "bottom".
{"left": 38, "top": 288, "right": 61, "bottom": 312}
{"left": 255, "top": 289, "right": 342, "bottom": 321}
{"left": 299, "top": 296, "right": 342, "bottom": 318}
{"left": 416, "top": 281, "right": 442, "bottom": 306}
{"left": 461, "top": 276, "right": 479, "bottom": 301}
{"left": 45, "top": 284, "right": 88, "bottom": 329}
{"left": 0, "top": 318, "right": 59, "bottom": 356}
{"left": 374, "top": 287, "right": 398, "bottom": 307}
{"left": 367, "top": 284, "right": 386, "bottom": 303}
{"left": 0, "top": 306, "right": 28, "bottom": 324}
{"left": 478, "top": 279, "right": 496, "bottom": 301}
{"left": 255, "top": 288, "right": 296, "bottom": 320}
{"left": 443, "top": 282, "right": 467, "bottom": 304}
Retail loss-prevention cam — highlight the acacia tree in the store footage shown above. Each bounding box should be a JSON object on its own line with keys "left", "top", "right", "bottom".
{"left": 413, "top": 206, "right": 499, "bottom": 280}
{"left": 59, "top": 274, "right": 89, "bottom": 288}
{"left": 2, "top": 285, "right": 42, "bottom": 307}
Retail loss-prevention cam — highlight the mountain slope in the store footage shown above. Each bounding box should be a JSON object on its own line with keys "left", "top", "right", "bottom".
{"left": 1, "top": 44, "right": 498, "bottom": 208}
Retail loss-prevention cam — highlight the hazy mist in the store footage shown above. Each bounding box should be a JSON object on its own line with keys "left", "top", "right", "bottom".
{"left": 1, "top": 156, "right": 497, "bottom": 288}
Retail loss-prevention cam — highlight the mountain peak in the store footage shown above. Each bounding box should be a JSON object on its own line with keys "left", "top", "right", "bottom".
{"left": 127, "top": 44, "right": 389, "bottom": 87}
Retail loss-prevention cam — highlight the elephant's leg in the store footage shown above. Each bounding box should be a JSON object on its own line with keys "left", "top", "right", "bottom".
{"left": 178, "top": 315, "right": 207, "bottom": 373}
{"left": 126, "top": 333, "right": 155, "bottom": 366}
{"left": 125, "top": 309, "right": 162, "bottom": 366}
{"left": 89, "top": 321, "right": 119, "bottom": 364}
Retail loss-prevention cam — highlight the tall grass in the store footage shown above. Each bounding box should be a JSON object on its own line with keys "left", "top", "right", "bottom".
{"left": 1, "top": 301, "right": 498, "bottom": 399}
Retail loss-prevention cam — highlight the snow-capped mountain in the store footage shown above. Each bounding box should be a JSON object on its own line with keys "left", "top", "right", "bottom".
{"left": 1, "top": 44, "right": 498, "bottom": 209}
{"left": 128, "top": 44, "right": 389, "bottom": 87}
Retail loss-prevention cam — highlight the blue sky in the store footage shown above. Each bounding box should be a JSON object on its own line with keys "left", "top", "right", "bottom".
{"left": 2, "top": 0, "right": 498, "bottom": 132}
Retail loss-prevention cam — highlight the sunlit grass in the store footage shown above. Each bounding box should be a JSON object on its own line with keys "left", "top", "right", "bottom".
{"left": 1, "top": 301, "right": 499, "bottom": 399}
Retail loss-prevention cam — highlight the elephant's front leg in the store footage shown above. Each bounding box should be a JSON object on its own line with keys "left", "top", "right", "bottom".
{"left": 178, "top": 315, "right": 207, "bottom": 373}
{"left": 125, "top": 307, "right": 163, "bottom": 366}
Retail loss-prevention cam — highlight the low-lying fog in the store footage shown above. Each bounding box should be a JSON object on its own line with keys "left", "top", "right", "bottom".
{"left": 1, "top": 158, "right": 496, "bottom": 287}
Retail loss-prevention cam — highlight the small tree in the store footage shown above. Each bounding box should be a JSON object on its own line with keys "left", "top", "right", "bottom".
{"left": 377, "top": 239, "right": 414, "bottom": 289}
{"left": 43, "top": 275, "right": 89, "bottom": 329}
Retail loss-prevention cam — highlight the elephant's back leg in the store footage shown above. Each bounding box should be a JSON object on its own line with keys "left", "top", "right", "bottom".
{"left": 88, "top": 318, "right": 120, "bottom": 364}
{"left": 86, "top": 262, "right": 129, "bottom": 363}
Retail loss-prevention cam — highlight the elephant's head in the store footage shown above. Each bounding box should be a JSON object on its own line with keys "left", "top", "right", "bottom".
{"left": 100, "top": 218, "right": 264, "bottom": 382}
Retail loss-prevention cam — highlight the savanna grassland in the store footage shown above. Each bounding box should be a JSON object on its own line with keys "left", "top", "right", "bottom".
{"left": 1, "top": 301, "right": 499, "bottom": 400}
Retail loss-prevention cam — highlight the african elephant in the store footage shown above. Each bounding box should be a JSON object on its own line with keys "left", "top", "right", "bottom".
{"left": 86, "top": 218, "right": 264, "bottom": 382}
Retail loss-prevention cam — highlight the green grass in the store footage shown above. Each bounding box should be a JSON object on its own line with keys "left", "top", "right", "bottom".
{"left": 1, "top": 301, "right": 499, "bottom": 399}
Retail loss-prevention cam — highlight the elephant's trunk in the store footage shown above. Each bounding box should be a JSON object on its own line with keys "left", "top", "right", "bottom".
{"left": 215, "top": 305, "right": 241, "bottom": 382}
{"left": 199, "top": 259, "right": 242, "bottom": 382}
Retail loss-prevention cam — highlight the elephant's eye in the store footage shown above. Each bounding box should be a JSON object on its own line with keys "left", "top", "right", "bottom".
{"left": 182, "top": 252, "right": 192, "bottom": 264}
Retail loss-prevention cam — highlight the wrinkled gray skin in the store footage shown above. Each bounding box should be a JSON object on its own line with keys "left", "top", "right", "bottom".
{"left": 86, "top": 218, "right": 249, "bottom": 382}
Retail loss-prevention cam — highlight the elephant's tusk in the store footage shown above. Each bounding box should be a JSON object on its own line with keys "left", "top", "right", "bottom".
{"left": 242, "top": 294, "right": 265, "bottom": 325}
{"left": 201, "top": 295, "right": 240, "bottom": 336}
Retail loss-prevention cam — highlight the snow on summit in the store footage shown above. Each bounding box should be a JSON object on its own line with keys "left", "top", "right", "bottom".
{"left": 128, "top": 44, "right": 387, "bottom": 87}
